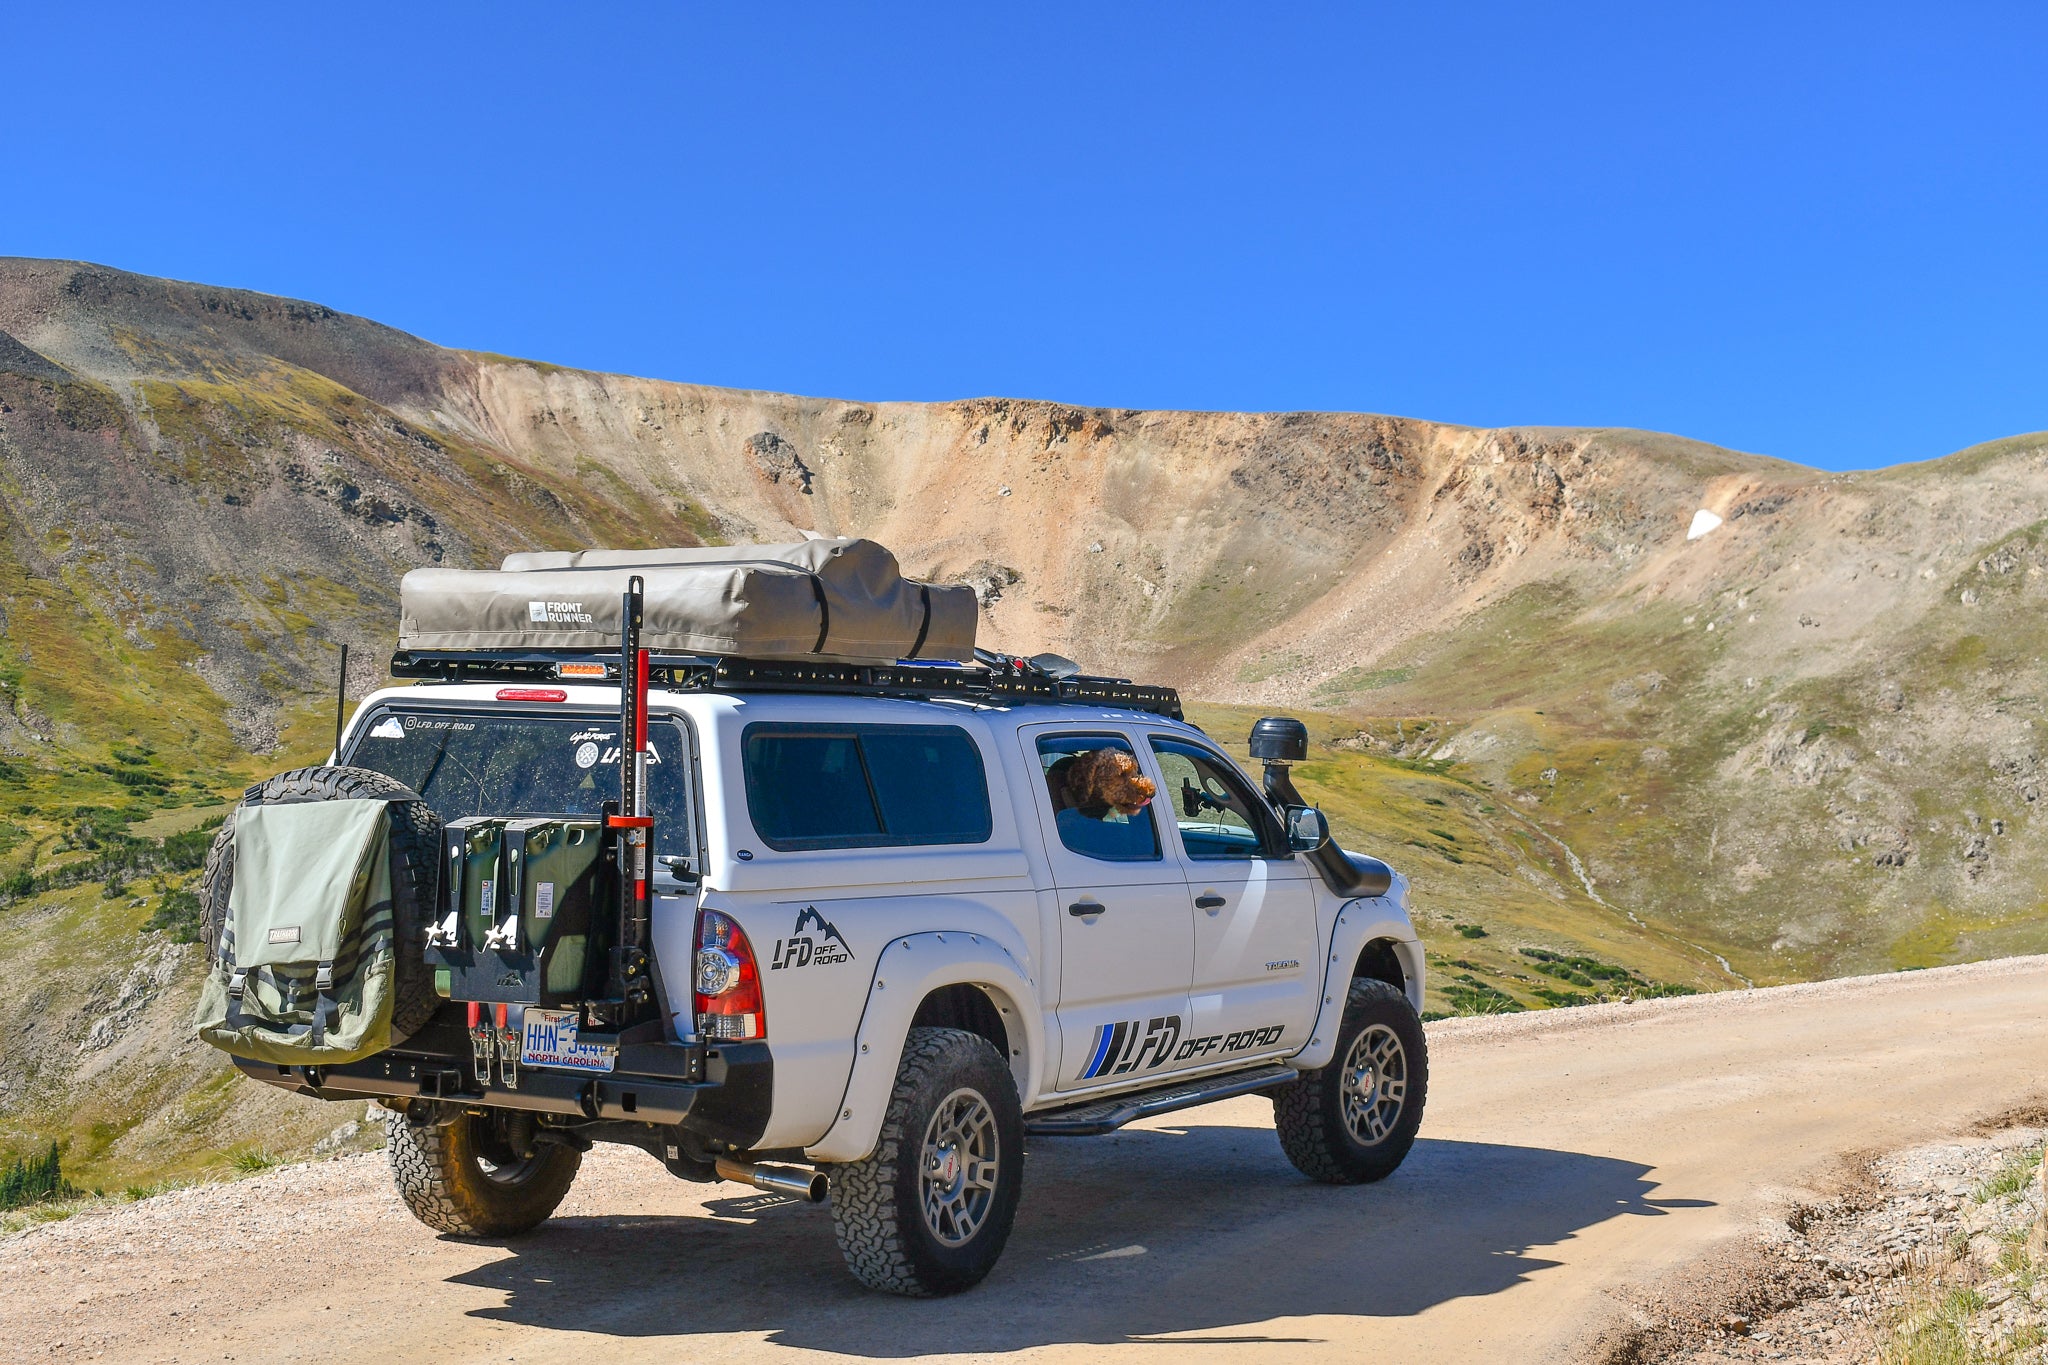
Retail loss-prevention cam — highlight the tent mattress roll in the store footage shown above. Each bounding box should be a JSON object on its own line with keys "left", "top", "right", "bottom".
{"left": 400, "top": 538, "right": 977, "bottom": 663}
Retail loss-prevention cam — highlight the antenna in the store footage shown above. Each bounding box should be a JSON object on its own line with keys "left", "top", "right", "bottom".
{"left": 333, "top": 643, "right": 349, "bottom": 758}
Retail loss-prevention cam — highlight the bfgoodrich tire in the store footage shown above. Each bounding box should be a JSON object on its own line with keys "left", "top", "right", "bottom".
{"left": 385, "top": 1109, "right": 581, "bottom": 1238}
{"left": 828, "top": 1027, "right": 1025, "bottom": 1296}
{"left": 197, "top": 764, "right": 441, "bottom": 1042}
{"left": 1272, "top": 977, "right": 1428, "bottom": 1184}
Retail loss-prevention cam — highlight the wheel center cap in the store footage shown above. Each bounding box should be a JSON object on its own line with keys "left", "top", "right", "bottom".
{"left": 932, "top": 1144, "right": 960, "bottom": 1189}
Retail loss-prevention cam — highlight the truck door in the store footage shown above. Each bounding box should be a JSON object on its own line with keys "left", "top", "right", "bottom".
{"left": 1146, "top": 735, "right": 1318, "bottom": 1065}
{"left": 1022, "top": 727, "right": 1195, "bottom": 1093}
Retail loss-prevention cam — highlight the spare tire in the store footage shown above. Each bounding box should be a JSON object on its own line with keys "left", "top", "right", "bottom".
{"left": 197, "top": 765, "right": 443, "bottom": 1044}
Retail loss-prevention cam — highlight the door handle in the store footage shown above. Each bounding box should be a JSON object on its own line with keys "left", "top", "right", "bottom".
{"left": 1193, "top": 893, "right": 1226, "bottom": 910}
{"left": 1068, "top": 899, "right": 1105, "bottom": 917}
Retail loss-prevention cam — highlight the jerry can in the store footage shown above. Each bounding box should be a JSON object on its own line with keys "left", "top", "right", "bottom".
{"left": 502, "top": 817, "right": 609, "bottom": 1003}
{"left": 442, "top": 817, "right": 505, "bottom": 949}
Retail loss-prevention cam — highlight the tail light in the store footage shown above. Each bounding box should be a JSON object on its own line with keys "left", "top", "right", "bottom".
{"left": 695, "top": 909, "right": 765, "bottom": 1040}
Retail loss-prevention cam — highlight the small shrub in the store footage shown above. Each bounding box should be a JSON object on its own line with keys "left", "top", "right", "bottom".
{"left": 1453, "top": 923, "right": 1488, "bottom": 939}
{"left": 1972, "top": 1147, "right": 2042, "bottom": 1203}
{"left": 1443, "top": 973, "right": 1524, "bottom": 1015}
{"left": 161, "top": 814, "right": 226, "bottom": 872}
{"left": 0, "top": 1143, "right": 74, "bottom": 1211}
{"left": 144, "top": 885, "right": 204, "bottom": 941}
{"left": 230, "top": 1149, "right": 279, "bottom": 1173}
{"left": 1531, "top": 987, "right": 1591, "bottom": 1007}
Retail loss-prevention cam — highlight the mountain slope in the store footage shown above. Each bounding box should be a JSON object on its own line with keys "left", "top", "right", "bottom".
{"left": 1, "top": 257, "right": 2044, "bottom": 1185}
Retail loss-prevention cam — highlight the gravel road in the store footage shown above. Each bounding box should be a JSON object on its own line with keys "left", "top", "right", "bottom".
{"left": 6, "top": 955, "right": 2045, "bottom": 1364}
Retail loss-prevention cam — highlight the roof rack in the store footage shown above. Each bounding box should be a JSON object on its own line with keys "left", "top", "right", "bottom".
{"left": 387, "top": 649, "right": 1184, "bottom": 721}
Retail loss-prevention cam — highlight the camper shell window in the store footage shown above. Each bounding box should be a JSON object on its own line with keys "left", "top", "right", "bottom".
{"left": 344, "top": 706, "right": 693, "bottom": 857}
{"left": 741, "top": 722, "right": 993, "bottom": 851}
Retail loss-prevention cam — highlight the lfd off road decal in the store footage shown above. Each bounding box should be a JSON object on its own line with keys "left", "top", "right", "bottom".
{"left": 567, "top": 727, "right": 661, "bottom": 770}
{"left": 1076, "top": 1018, "right": 1285, "bottom": 1080}
{"left": 1078, "top": 1015, "right": 1181, "bottom": 1079}
{"left": 769, "top": 906, "right": 854, "bottom": 970}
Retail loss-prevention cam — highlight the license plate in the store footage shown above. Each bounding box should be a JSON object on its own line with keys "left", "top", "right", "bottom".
{"left": 520, "top": 1008, "right": 616, "bottom": 1073}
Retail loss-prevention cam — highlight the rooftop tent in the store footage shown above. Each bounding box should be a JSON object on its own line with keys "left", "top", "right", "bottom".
{"left": 398, "top": 538, "right": 978, "bottom": 664}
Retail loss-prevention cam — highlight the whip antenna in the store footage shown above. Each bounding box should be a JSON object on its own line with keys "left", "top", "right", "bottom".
{"left": 333, "top": 643, "right": 349, "bottom": 759}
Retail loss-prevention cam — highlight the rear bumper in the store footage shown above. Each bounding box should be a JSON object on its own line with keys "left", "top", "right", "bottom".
{"left": 233, "top": 1014, "right": 773, "bottom": 1148}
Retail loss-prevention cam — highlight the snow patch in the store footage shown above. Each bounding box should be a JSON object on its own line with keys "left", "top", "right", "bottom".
{"left": 1687, "top": 508, "right": 1724, "bottom": 540}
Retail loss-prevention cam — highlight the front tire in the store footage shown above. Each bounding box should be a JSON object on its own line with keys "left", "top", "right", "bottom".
{"left": 1273, "top": 977, "right": 1428, "bottom": 1184}
{"left": 385, "top": 1108, "right": 581, "bottom": 1237}
{"left": 828, "top": 1027, "right": 1024, "bottom": 1296}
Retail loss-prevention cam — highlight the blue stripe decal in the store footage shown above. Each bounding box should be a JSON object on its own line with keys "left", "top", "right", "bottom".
{"left": 1083, "top": 1023, "right": 1114, "bottom": 1079}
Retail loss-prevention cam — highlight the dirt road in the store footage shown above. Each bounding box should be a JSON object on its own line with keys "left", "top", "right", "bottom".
{"left": 8, "top": 956, "right": 2046, "bottom": 1364}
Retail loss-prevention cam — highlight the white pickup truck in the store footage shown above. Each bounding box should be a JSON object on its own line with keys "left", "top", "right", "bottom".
{"left": 219, "top": 661, "right": 1426, "bottom": 1296}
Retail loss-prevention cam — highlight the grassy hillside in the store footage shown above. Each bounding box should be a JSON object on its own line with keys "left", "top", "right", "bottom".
{"left": 2, "top": 257, "right": 2047, "bottom": 1189}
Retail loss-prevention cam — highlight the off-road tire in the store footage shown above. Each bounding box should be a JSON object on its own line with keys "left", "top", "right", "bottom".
{"left": 828, "top": 1027, "right": 1025, "bottom": 1296}
{"left": 198, "top": 764, "right": 442, "bottom": 1042}
{"left": 384, "top": 1109, "right": 581, "bottom": 1238}
{"left": 1273, "top": 977, "right": 1428, "bottom": 1184}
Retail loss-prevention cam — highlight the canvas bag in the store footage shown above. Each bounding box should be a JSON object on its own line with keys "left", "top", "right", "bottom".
{"left": 193, "top": 799, "right": 398, "bottom": 1066}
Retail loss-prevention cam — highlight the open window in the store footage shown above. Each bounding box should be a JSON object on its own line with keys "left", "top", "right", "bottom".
{"left": 1148, "top": 737, "right": 1279, "bottom": 860}
{"left": 1035, "top": 733, "right": 1161, "bottom": 862}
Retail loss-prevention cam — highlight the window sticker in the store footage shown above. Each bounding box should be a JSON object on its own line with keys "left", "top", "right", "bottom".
{"left": 535, "top": 882, "right": 555, "bottom": 919}
{"left": 369, "top": 717, "right": 405, "bottom": 740}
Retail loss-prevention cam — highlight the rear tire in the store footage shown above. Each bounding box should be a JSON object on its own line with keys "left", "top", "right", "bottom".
{"left": 384, "top": 1109, "right": 581, "bottom": 1237}
{"left": 828, "top": 1027, "right": 1024, "bottom": 1296}
{"left": 198, "top": 764, "right": 442, "bottom": 1041}
{"left": 1272, "top": 977, "right": 1428, "bottom": 1184}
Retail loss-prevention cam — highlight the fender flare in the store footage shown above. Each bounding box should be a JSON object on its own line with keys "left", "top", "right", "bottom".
{"left": 1290, "top": 897, "right": 1425, "bottom": 1072}
{"left": 802, "top": 931, "right": 1045, "bottom": 1164}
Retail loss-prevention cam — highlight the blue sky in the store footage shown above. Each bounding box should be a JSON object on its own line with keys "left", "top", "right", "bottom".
{"left": 6, "top": 4, "right": 2043, "bottom": 470}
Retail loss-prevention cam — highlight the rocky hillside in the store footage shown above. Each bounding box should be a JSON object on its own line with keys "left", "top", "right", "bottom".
{"left": 2, "top": 257, "right": 2045, "bottom": 1184}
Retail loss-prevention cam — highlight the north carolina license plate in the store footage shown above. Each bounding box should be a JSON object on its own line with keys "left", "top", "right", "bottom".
{"left": 520, "top": 1008, "right": 616, "bottom": 1073}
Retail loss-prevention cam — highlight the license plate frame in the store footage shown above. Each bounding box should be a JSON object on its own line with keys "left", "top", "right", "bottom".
{"left": 520, "top": 1007, "right": 617, "bottom": 1073}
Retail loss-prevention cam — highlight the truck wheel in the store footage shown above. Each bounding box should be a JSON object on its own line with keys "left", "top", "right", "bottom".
{"left": 384, "top": 1108, "right": 581, "bottom": 1238}
{"left": 1272, "top": 977, "right": 1428, "bottom": 1184}
{"left": 828, "top": 1027, "right": 1024, "bottom": 1296}
{"left": 197, "top": 765, "right": 442, "bottom": 1042}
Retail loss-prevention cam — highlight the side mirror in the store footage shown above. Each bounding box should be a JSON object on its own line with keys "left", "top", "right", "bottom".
{"left": 1285, "top": 805, "right": 1329, "bottom": 853}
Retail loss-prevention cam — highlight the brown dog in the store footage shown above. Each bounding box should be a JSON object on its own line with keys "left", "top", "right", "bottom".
{"left": 1049, "top": 748, "right": 1157, "bottom": 817}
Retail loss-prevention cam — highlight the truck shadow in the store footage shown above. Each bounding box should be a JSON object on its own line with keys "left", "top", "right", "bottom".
{"left": 449, "top": 1125, "right": 1710, "bottom": 1353}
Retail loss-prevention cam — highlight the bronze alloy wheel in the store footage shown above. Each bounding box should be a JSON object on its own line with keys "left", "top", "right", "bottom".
{"left": 919, "top": 1086, "right": 1002, "bottom": 1247}
{"left": 1339, "top": 1023, "right": 1408, "bottom": 1144}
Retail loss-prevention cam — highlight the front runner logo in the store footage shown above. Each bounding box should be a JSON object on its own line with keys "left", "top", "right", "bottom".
{"left": 527, "top": 600, "right": 594, "bottom": 625}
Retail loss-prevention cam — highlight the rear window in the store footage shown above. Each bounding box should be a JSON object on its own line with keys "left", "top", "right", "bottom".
{"left": 344, "top": 707, "right": 692, "bottom": 857}
{"left": 742, "top": 723, "right": 992, "bottom": 851}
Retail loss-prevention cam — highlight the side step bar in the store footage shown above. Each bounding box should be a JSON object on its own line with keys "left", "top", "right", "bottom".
{"left": 1024, "top": 1062, "right": 1298, "bottom": 1137}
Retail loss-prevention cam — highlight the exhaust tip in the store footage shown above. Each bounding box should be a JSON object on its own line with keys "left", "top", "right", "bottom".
{"left": 716, "top": 1156, "right": 829, "bottom": 1203}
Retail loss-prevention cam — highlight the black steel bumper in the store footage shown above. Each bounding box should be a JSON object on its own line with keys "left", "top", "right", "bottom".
{"left": 233, "top": 1014, "right": 773, "bottom": 1149}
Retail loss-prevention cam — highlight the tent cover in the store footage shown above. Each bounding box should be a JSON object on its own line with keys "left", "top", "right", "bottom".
{"left": 398, "top": 538, "right": 978, "bottom": 664}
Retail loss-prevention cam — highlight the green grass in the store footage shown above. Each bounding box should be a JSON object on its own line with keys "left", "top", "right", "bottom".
{"left": 1972, "top": 1147, "right": 2042, "bottom": 1204}
{"left": 1186, "top": 701, "right": 1739, "bottom": 1018}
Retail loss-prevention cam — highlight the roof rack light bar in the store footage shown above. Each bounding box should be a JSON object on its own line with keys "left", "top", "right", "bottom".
{"left": 387, "top": 650, "right": 1183, "bottom": 720}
